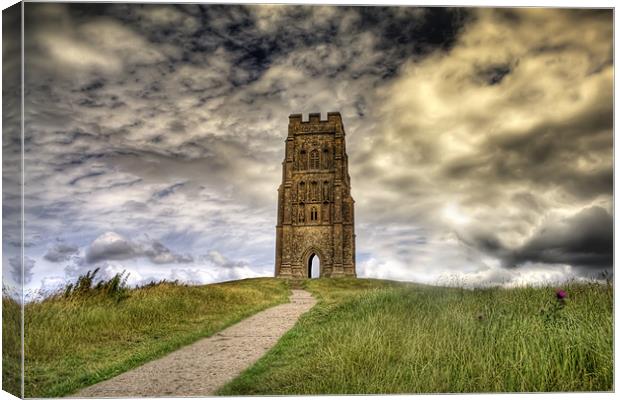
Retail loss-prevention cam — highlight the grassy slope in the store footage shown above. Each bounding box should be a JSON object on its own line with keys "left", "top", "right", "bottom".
{"left": 219, "top": 277, "right": 613, "bottom": 394}
{"left": 2, "top": 295, "right": 22, "bottom": 397}
{"left": 23, "top": 277, "right": 289, "bottom": 398}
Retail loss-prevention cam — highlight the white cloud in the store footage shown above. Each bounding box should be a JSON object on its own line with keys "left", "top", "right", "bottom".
{"left": 40, "top": 34, "right": 122, "bottom": 72}
{"left": 436, "top": 263, "right": 592, "bottom": 289}
{"left": 86, "top": 232, "right": 138, "bottom": 263}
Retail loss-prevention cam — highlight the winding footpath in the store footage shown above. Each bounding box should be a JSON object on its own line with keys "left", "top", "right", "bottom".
{"left": 72, "top": 290, "right": 316, "bottom": 397}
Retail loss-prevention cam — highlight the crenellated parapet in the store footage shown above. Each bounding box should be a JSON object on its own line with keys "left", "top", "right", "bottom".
{"left": 288, "top": 112, "right": 345, "bottom": 136}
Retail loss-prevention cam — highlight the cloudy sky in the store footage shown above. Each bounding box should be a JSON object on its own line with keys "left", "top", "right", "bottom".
{"left": 2, "top": 3, "right": 613, "bottom": 295}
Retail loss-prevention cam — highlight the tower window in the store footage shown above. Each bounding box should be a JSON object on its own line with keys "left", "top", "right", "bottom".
{"left": 298, "top": 205, "right": 305, "bottom": 223}
{"left": 300, "top": 149, "right": 307, "bottom": 170}
{"left": 310, "top": 207, "right": 318, "bottom": 221}
{"left": 310, "top": 149, "right": 320, "bottom": 169}
{"left": 322, "top": 181, "right": 329, "bottom": 201}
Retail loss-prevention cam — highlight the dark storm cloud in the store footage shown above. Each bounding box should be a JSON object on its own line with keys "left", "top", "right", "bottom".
{"left": 3, "top": 2, "right": 24, "bottom": 292}
{"left": 44, "top": 243, "right": 79, "bottom": 262}
{"left": 472, "top": 63, "right": 513, "bottom": 85}
{"left": 19, "top": 4, "right": 613, "bottom": 289}
{"left": 203, "top": 250, "right": 250, "bottom": 269}
{"left": 355, "top": 8, "right": 612, "bottom": 284}
{"left": 152, "top": 182, "right": 186, "bottom": 200}
{"left": 460, "top": 206, "right": 612, "bottom": 272}
{"left": 9, "top": 256, "right": 35, "bottom": 285}
{"left": 144, "top": 239, "right": 194, "bottom": 264}
{"left": 508, "top": 206, "right": 613, "bottom": 269}
{"left": 85, "top": 232, "right": 193, "bottom": 264}
{"left": 477, "top": 102, "right": 613, "bottom": 194}
{"left": 69, "top": 171, "right": 106, "bottom": 185}
{"left": 52, "top": 4, "right": 466, "bottom": 83}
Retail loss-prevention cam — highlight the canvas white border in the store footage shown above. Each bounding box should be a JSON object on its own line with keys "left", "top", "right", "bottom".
{"left": 0, "top": 1, "right": 615, "bottom": 400}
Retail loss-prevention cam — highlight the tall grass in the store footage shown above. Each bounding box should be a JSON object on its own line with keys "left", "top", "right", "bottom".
{"left": 23, "top": 275, "right": 289, "bottom": 398}
{"left": 219, "top": 277, "right": 613, "bottom": 394}
{"left": 61, "top": 267, "right": 130, "bottom": 302}
{"left": 2, "top": 290, "right": 22, "bottom": 397}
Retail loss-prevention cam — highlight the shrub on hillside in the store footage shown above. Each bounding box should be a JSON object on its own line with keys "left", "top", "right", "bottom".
{"left": 63, "top": 268, "right": 129, "bottom": 302}
{"left": 138, "top": 279, "right": 185, "bottom": 289}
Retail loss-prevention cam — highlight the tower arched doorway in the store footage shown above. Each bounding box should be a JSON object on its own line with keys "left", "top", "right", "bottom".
{"left": 307, "top": 253, "right": 320, "bottom": 278}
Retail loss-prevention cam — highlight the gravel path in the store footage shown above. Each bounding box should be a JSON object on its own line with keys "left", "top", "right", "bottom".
{"left": 72, "top": 289, "right": 316, "bottom": 398}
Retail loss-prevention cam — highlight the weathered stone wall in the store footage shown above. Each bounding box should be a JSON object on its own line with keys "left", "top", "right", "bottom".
{"left": 275, "top": 112, "right": 356, "bottom": 278}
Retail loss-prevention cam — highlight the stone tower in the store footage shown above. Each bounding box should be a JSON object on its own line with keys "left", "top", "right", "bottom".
{"left": 275, "top": 112, "right": 356, "bottom": 279}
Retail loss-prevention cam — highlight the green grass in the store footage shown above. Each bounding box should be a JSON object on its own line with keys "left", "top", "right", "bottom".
{"left": 219, "top": 277, "right": 613, "bottom": 394}
{"left": 23, "top": 277, "right": 289, "bottom": 398}
{"left": 2, "top": 294, "right": 22, "bottom": 397}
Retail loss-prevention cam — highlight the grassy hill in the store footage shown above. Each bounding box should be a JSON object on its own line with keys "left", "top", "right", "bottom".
{"left": 2, "top": 293, "right": 22, "bottom": 398}
{"left": 4, "top": 275, "right": 613, "bottom": 397}
{"left": 219, "top": 277, "right": 613, "bottom": 394}
{"left": 18, "top": 277, "right": 289, "bottom": 398}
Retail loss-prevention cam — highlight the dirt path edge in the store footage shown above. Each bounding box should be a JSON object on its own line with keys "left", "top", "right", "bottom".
{"left": 71, "top": 289, "right": 316, "bottom": 398}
